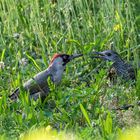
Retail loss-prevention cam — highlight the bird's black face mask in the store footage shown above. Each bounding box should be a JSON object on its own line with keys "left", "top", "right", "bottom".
{"left": 61, "top": 54, "right": 71, "bottom": 66}
{"left": 61, "top": 54, "right": 83, "bottom": 66}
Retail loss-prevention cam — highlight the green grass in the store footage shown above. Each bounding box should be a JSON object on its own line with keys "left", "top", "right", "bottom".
{"left": 0, "top": 0, "right": 140, "bottom": 139}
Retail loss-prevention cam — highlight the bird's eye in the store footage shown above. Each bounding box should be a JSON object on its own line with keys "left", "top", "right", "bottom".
{"left": 106, "top": 53, "right": 112, "bottom": 56}
{"left": 63, "top": 55, "right": 67, "bottom": 60}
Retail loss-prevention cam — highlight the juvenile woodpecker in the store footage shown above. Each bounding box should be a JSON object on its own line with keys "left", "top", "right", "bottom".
{"left": 92, "top": 50, "right": 140, "bottom": 110}
{"left": 92, "top": 50, "right": 136, "bottom": 82}
{"left": 9, "top": 53, "right": 82, "bottom": 101}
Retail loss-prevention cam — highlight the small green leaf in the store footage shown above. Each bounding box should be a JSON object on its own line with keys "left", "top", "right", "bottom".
{"left": 1, "top": 49, "right": 6, "bottom": 61}
{"left": 80, "top": 103, "right": 91, "bottom": 127}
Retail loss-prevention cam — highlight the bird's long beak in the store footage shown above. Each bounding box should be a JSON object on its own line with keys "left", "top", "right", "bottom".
{"left": 69, "top": 54, "right": 83, "bottom": 60}
{"left": 92, "top": 51, "right": 105, "bottom": 58}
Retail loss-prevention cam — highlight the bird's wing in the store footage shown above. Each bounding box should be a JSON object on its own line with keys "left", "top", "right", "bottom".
{"left": 127, "top": 64, "right": 136, "bottom": 80}
{"left": 113, "top": 62, "right": 135, "bottom": 81}
{"left": 24, "top": 69, "right": 51, "bottom": 94}
{"left": 9, "top": 69, "right": 51, "bottom": 101}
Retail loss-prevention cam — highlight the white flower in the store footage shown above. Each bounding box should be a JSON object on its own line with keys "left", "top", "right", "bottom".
{"left": 19, "top": 58, "right": 28, "bottom": 66}
{"left": 0, "top": 61, "right": 5, "bottom": 69}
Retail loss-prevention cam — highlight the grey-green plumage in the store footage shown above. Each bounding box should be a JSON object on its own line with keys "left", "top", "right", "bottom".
{"left": 9, "top": 69, "right": 51, "bottom": 101}
{"left": 9, "top": 53, "right": 83, "bottom": 101}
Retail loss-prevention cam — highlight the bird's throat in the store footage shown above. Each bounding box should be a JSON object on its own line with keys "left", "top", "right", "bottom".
{"left": 49, "top": 65, "right": 65, "bottom": 84}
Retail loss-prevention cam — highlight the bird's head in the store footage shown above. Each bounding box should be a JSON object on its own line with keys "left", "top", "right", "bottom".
{"left": 92, "top": 50, "right": 122, "bottom": 62}
{"left": 50, "top": 53, "right": 83, "bottom": 67}
{"left": 49, "top": 53, "right": 83, "bottom": 83}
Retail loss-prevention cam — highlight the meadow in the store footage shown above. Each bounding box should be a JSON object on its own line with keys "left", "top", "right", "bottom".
{"left": 0, "top": 0, "right": 140, "bottom": 139}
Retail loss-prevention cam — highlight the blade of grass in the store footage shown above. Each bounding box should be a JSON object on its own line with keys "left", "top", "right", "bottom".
{"left": 1, "top": 49, "right": 6, "bottom": 61}
{"left": 26, "top": 53, "right": 41, "bottom": 72}
{"left": 80, "top": 103, "right": 91, "bottom": 127}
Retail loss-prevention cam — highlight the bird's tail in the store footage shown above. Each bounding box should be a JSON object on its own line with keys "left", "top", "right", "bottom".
{"left": 9, "top": 88, "right": 20, "bottom": 101}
